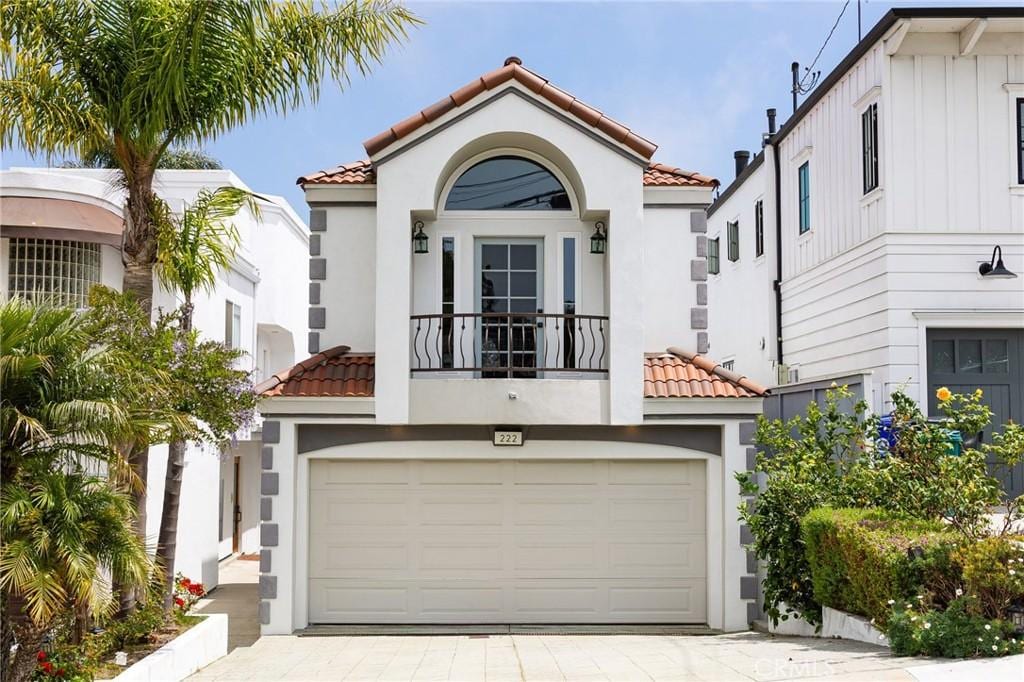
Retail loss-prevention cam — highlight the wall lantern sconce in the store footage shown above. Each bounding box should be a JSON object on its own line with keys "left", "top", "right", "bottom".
{"left": 978, "top": 245, "right": 1016, "bottom": 279}
{"left": 412, "top": 220, "right": 428, "bottom": 254}
{"left": 590, "top": 221, "right": 607, "bottom": 255}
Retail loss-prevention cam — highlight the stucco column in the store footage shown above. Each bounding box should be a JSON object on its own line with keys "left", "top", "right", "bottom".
{"left": 606, "top": 205, "right": 645, "bottom": 424}
{"left": 722, "top": 419, "right": 757, "bottom": 631}
{"left": 373, "top": 166, "right": 414, "bottom": 424}
{"left": 259, "top": 419, "right": 295, "bottom": 635}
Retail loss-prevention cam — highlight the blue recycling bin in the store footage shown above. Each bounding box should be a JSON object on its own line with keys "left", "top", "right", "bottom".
{"left": 875, "top": 415, "right": 961, "bottom": 455}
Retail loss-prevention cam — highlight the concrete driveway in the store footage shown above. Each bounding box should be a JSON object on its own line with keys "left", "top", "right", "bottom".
{"left": 188, "top": 630, "right": 943, "bottom": 681}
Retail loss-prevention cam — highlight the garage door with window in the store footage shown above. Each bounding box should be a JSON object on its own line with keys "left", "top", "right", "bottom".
{"left": 927, "top": 329, "right": 1024, "bottom": 497}
{"left": 308, "top": 458, "right": 707, "bottom": 624}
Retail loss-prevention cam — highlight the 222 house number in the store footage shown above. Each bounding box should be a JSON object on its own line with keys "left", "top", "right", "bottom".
{"left": 493, "top": 431, "right": 523, "bottom": 446}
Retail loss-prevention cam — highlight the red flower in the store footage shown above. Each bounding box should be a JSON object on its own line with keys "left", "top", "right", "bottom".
{"left": 189, "top": 583, "right": 204, "bottom": 596}
{"left": 37, "top": 651, "right": 46, "bottom": 662}
{"left": 180, "top": 577, "right": 191, "bottom": 587}
{"left": 174, "top": 597, "right": 185, "bottom": 607}
{"left": 40, "top": 661, "right": 53, "bottom": 674}
{"left": 57, "top": 670, "right": 65, "bottom": 677}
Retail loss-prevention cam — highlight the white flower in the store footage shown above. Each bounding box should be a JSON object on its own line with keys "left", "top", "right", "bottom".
{"left": 916, "top": 595, "right": 924, "bottom": 601}
{"left": 985, "top": 624, "right": 992, "bottom": 631}
{"left": 992, "top": 645, "right": 998, "bottom": 651}
{"left": 911, "top": 616, "right": 917, "bottom": 621}
{"left": 879, "top": 634, "right": 885, "bottom": 640}
{"left": 955, "top": 588, "right": 963, "bottom": 597}
{"left": 924, "top": 623, "right": 932, "bottom": 629}
{"left": 979, "top": 638, "right": 984, "bottom": 642}
{"left": 887, "top": 599, "right": 896, "bottom": 605}
{"left": 1010, "top": 569, "right": 1016, "bottom": 576}
{"left": 906, "top": 604, "right": 913, "bottom": 609}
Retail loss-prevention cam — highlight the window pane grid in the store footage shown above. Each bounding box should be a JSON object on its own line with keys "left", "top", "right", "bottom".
{"left": 707, "top": 238, "right": 720, "bottom": 275}
{"left": 8, "top": 238, "right": 101, "bottom": 308}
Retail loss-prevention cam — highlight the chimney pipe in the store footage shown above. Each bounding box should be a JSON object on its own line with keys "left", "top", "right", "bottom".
{"left": 767, "top": 108, "right": 777, "bottom": 135}
{"left": 734, "top": 150, "right": 751, "bottom": 178}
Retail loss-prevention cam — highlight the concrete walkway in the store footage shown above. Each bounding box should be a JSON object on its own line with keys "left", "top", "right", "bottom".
{"left": 189, "top": 630, "right": 949, "bottom": 681}
{"left": 192, "top": 555, "right": 260, "bottom": 653}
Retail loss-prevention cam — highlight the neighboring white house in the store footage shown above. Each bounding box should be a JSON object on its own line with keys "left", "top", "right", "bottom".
{"left": 0, "top": 167, "right": 309, "bottom": 589}
{"left": 255, "top": 57, "right": 769, "bottom": 635}
{"left": 706, "top": 7, "right": 1024, "bottom": 494}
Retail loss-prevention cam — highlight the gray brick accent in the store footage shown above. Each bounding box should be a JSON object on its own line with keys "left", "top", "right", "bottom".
{"left": 261, "top": 472, "right": 279, "bottom": 495}
{"left": 309, "top": 258, "right": 327, "bottom": 281}
{"left": 260, "top": 549, "right": 272, "bottom": 573}
{"left": 696, "top": 283, "right": 707, "bottom": 306}
{"left": 740, "top": 524, "right": 754, "bottom": 545}
{"left": 695, "top": 235, "right": 707, "bottom": 257}
{"left": 697, "top": 332, "right": 709, "bottom": 354}
{"left": 309, "top": 307, "right": 326, "bottom": 329}
{"left": 261, "top": 446, "right": 274, "bottom": 470}
{"left": 746, "top": 447, "right": 757, "bottom": 471}
{"left": 261, "top": 523, "right": 279, "bottom": 547}
{"left": 690, "top": 307, "right": 708, "bottom": 330}
{"left": 738, "top": 421, "right": 757, "bottom": 445}
{"left": 309, "top": 283, "right": 320, "bottom": 305}
{"left": 747, "top": 602, "right": 760, "bottom": 624}
{"left": 259, "top": 575, "right": 278, "bottom": 599}
{"left": 309, "top": 234, "right": 321, "bottom": 256}
{"left": 262, "top": 421, "right": 280, "bottom": 444}
{"left": 259, "top": 601, "right": 271, "bottom": 625}
{"left": 260, "top": 497, "right": 273, "bottom": 521}
{"left": 309, "top": 209, "right": 326, "bottom": 232}
{"left": 308, "top": 332, "right": 320, "bottom": 355}
{"left": 740, "top": 575, "right": 758, "bottom": 600}
{"left": 690, "top": 211, "right": 707, "bottom": 233}
{"left": 746, "top": 550, "right": 758, "bottom": 574}
{"left": 690, "top": 259, "right": 707, "bottom": 281}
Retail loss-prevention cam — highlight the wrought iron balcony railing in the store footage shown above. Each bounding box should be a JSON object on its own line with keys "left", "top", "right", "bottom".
{"left": 410, "top": 312, "right": 609, "bottom": 377}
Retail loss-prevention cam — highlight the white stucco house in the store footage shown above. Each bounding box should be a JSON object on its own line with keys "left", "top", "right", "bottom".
{"left": 705, "top": 7, "right": 1024, "bottom": 495}
{"left": 254, "top": 57, "right": 770, "bottom": 635}
{"left": 0, "top": 167, "right": 310, "bottom": 588}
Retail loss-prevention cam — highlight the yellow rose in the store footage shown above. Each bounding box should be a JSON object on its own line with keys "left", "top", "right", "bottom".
{"left": 975, "top": 388, "right": 983, "bottom": 398}
{"left": 936, "top": 387, "right": 952, "bottom": 402}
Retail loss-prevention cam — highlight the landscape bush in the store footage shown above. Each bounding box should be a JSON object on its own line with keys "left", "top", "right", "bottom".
{"left": 886, "top": 597, "right": 1024, "bottom": 658}
{"left": 801, "top": 508, "right": 958, "bottom": 626}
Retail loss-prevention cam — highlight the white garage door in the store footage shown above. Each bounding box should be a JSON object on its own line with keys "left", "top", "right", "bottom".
{"left": 308, "top": 459, "right": 707, "bottom": 624}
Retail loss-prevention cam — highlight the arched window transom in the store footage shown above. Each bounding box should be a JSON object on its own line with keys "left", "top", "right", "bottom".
{"left": 445, "top": 156, "right": 570, "bottom": 210}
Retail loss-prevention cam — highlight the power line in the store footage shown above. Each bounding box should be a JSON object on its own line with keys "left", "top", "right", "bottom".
{"left": 797, "top": 0, "right": 851, "bottom": 92}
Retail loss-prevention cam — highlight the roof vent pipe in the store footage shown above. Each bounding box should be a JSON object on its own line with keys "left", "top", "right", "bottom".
{"left": 767, "top": 108, "right": 777, "bottom": 135}
{"left": 734, "top": 150, "right": 751, "bottom": 178}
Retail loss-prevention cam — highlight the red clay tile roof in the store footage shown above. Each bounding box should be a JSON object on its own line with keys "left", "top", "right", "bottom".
{"left": 361, "top": 56, "right": 657, "bottom": 160}
{"left": 259, "top": 346, "right": 764, "bottom": 400}
{"left": 644, "top": 348, "right": 768, "bottom": 398}
{"left": 644, "top": 163, "right": 719, "bottom": 188}
{"left": 298, "top": 158, "right": 716, "bottom": 188}
{"left": 256, "top": 346, "right": 374, "bottom": 398}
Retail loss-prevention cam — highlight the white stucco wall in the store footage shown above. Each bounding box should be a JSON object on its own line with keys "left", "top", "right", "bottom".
{"left": 642, "top": 205, "right": 705, "bottom": 354}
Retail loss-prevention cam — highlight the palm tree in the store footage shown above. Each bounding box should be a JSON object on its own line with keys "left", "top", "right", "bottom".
{"left": 1, "top": 0, "right": 418, "bottom": 310}
{"left": 0, "top": 466, "right": 151, "bottom": 682}
{"left": 153, "top": 187, "right": 256, "bottom": 610}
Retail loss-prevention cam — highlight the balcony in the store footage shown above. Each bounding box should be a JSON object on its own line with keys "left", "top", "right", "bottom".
{"left": 410, "top": 312, "right": 609, "bottom": 377}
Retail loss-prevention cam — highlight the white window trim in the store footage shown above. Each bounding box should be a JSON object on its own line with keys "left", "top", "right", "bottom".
{"left": 1004, "top": 83, "right": 1024, "bottom": 190}
{"left": 753, "top": 195, "right": 767, "bottom": 264}
{"left": 856, "top": 96, "right": 882, "bottom": 197}
{"left": 707, "top": 232, "right": 722, "bottom": 278}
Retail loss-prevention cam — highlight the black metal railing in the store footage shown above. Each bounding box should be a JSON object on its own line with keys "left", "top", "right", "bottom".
{"left": 410, "top": 312, "right": 609, "bottom": 377}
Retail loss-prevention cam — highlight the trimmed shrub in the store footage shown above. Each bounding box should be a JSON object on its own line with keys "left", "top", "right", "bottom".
{"left": 955, "top": 537, "right": 1024, "bottom": 620}
{"left": 801, "top": 508, "right": 958, "bottom": 626}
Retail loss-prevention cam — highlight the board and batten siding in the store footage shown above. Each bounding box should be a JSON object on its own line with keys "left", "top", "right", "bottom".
{"left": 777, "top": 42, "right": 886, "bottom": 280}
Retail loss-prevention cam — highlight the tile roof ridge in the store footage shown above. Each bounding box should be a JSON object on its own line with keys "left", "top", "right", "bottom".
{"left": 665, "top": 346, "right": 769, "bottom": 396}
{"left": 254, "top": 345, "right": 351, "bottom": 395}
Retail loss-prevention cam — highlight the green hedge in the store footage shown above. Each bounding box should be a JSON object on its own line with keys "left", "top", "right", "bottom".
{"left": 801, "top": 508, "right": 958, "bottom": 626}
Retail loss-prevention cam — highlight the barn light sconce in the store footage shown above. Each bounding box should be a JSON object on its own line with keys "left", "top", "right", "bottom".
{"left": 412, "top": 220, "right": 428, "bottom": 254}
{"left": 590, "top": 221, "right": 607, "bottom": 255}
{"left": 978, "top": 245, "right": 1016, "bottom": 279}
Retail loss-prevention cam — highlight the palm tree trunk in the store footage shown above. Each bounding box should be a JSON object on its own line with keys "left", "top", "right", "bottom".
{"left": 117, "top": 443, "right": 150, "bottom": 615}
{"left": 156, "top": 302, "right": 193, "bottom": 613}
{"left": 3, "top": 596, "right": 46, "bottom": 682}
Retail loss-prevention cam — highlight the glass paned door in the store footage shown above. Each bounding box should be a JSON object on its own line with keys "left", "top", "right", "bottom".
{"left": 477, "top": 239, "right": 543, "bottom": 377}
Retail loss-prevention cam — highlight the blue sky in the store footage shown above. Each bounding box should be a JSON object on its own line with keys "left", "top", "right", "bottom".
{"left": 2, "top": 1, "right": 1013, "bottom": 210}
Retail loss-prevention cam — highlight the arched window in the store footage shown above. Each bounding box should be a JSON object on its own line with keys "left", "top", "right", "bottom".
{"left": 445, "top": 156, "right": 570, "bottom": 210}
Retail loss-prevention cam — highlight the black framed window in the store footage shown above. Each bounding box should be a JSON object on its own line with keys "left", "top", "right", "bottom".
{"left": 862, "top": 102, "right": 879, "bottom": 194}
{"left": 708, "top": 237, "right": 720, "bottom": 275}
{"left": 727, "top": 221, "right": 739, "bottom": 262}
{"left": 441, "top": 237, "right": 455, "bottom": 368}
{"left": 445, "top": 156, "right": 570, "bottom": 210}
{"left": 798, "top": 161, "right": 811, "bottom": 234}
{"left": 562, "top": 236, "right": 576, "bottom": 368}
{"left": 1017, "top": 98, "right": 1024, "bottom": 185}
{"left": 754, "top": 199, "right": 764, "bottom": 257}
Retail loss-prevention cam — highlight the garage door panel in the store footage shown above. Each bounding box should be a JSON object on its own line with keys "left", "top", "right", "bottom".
{"left": 308, "top": 459, "right": 708, "bottom": 624}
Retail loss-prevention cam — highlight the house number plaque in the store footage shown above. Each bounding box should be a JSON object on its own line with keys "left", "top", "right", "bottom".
{"left": 493, "top": 430, "right": 523, "bottom": 446}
